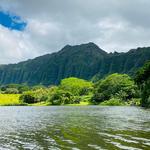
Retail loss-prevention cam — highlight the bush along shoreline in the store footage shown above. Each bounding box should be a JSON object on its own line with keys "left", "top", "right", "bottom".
{"left": 0, "top": 61, "right": 149, "bottom": 107}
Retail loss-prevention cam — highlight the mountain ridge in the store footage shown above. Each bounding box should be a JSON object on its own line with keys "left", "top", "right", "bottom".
{"left": 0, "top": 43, "right": 150, "bottom": 85}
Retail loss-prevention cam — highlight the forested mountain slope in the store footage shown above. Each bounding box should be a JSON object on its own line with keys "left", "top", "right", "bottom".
{"left": 0, "top": 43, "right": 150, "bottom": 85}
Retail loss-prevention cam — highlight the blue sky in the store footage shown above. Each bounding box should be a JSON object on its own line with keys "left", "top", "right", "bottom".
{"left": 0, "top": 11, "right": 26, "bottom": 31}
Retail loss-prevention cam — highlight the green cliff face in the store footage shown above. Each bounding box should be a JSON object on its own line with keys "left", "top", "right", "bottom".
{"left": 0, "top": 43, "right": 150, "bottom": 85}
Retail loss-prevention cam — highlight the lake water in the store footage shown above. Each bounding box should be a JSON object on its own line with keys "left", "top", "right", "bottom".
{"left": 0, "top": 106, "right": 149, "bottom": 150}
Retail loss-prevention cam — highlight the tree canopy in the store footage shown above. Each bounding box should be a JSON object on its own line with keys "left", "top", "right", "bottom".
{"left": 135, "top": 61, "right": 150, "bottom": 107}
{"left": 60, "top": 77, "right": 93, "bottom": 96}
{"left": 92, "top": 73, "right": 137, "bottom": 103}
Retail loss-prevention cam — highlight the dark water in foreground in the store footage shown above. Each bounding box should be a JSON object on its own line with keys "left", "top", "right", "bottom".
{"left": 0, "top": 106, "right": 149, "bottom": 150}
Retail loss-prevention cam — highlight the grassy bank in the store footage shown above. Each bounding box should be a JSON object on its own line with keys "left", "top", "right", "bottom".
{"left": 0, "top": 74, "right": 142, "bottom": 107}
{"left": 0, "top": 94, "right": 140, "bottom": 106}
{"left": 0, "top": 94, "right": 90, "bottom": 106}
{"left": 0, "top": 94, "right": 21, "bottom": 106}
{"left": 0, "top": 94, "right": 48, "bottom": 106}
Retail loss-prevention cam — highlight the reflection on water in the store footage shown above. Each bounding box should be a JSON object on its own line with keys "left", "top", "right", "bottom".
{"left": 0, "top": 106, "right": 149, "bottom": 150}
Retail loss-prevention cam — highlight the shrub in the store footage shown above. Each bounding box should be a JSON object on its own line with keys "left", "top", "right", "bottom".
{"left": 49, "top": 89, "right": 73, "bottom": 105}
{"left": 100, "top": 98, "right": 125, "bottom": 106}
{"left": 4, "top": 88, "right": 19, "bottom": 94}
{"left": 19, "top": 92, "right": 36, "bottom": 104}
{"left": 31, "top": 85, "right": 46, "bottom": 91}
{"left": 128, "top": 98, "right": 141, "bottom": 106}
{"left": 18, "top": 85, "right": 30, "bottom": 93}
{"left": 19, "top": 88, "right": 49, "bottom": 104}
{"left": 0, "top": 84, "right": 30, "bottom": 94}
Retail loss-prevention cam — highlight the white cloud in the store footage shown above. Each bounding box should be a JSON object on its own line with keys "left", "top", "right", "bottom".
{"left": 0, "top": 0, "right": 150, "bottom": 63}
{"left": 0, "top": 25, "right": 36, "bottom": 64}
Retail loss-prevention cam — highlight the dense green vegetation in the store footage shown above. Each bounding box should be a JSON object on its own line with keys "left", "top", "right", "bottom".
{"left": 92, "top": 73, "right": 139, "bottom": 105}
{"left": 0, "top": 84, "right": 30, "bottom": 94}
{"left": 0, "top": 43, "right": 150, "bottom": 86}
{"left": 135, "top": 61, "right": 150, "bottom": 107}
{"left": 100, "top": 98, "right": 126, "bottom": 106}
{"left": 19, "top": 77, "right": 93, "bottom": 105}
{"left": 0, "top": 60, "right": 149, "bottom": 107}
{"left": 0, "top": 74, "right": 142, "bottom": 106}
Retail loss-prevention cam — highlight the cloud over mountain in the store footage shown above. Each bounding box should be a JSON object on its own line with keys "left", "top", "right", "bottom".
{"left": 0, "top": 0, "right": 150, "bottom": 63}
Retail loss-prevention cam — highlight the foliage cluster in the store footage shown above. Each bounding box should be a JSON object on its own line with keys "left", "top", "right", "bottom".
{"left": 100, "top": 98, "right": 125, "bottom": 106}
{"left": 0, "top": 84, "right": 30, "bottom": 94}
{"left": 1, "top": 70, "right": 148, "bottom": 107}
{"left": 19, "top": 77, "right": 93, "bottom": 105}
{"left": 92, "top": 73, "right": 139, "bottom": 104}
{"left": 135, "top": 61, "right": 150, "bottom": 107}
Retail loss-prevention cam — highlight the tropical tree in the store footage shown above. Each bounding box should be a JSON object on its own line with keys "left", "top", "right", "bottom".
{"left": 92, "top": 73, "right": 137, "bottom": 103}
{"left": 135, "top": 61, "right": 150, "bottom": 107}
{"left": 60, "top": 77, "right": 93, "bottom": 96}
{"left": 49, "top": 89, "right": 73, "bottom": 105}
{"left": 19, "top": 88, "right": 49, "bottom": 104}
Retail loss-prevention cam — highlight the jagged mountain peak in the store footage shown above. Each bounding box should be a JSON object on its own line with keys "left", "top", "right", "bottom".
{"left": 60, "top": 42, "right": 107, "bottom": 55}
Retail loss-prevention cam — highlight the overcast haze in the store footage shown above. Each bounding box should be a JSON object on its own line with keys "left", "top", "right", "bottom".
{"left": 0, "top": 0, "right": 150, "bottom": 64}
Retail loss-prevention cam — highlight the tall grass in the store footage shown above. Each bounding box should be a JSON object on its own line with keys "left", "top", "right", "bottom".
{"left": 0, "top": 94, "right": 21, "bottom": 106}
